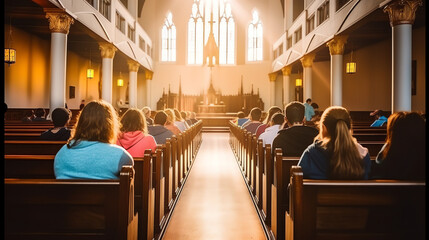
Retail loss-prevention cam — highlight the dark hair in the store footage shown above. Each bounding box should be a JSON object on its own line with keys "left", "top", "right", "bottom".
{"left": 35, "top": 108, "right": 45, "bottom": 118}
{"left": 379, "top": 112, "right": 425, "bottom": 179}
{"left": 180, "top": 111, "right": 187, "bottom": 120}
{"left": 120, "top": 108, "right": 147, "bottom": 134}
{"left": 311, "top": 102, "right": 319, "bottom": 109}
{"left": 24, "top": 110, "right": 34, "bottom": 117}
{"left": 306, "top": 98, "right": 312, "bottom": 103}
{"left": 154, "top": 111, "right": 168, "bottom": 125}
{"left": 249, "top": 107, "right": 262, "bottom": 121}
{"left": 285, "top": 101, "right": 305, "bottom": 124}
{"left": 271, "top": 112, "right": 285, "bottom": 125}
{"left": 237, "top": 111, "right": 246, "bottom": 118}
{"left": 51, "top": 108, "right": 71, "bottom": 127}
{"left": 68, "top": 100, "right": 119, "bottom": 148}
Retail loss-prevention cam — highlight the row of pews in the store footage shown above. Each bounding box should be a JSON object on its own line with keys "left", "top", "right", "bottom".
{"left": 228, "top": 121, "right": 425, "bottom": 240}
{"left": 4, "top": 120, "right": 203, "bottom": 240}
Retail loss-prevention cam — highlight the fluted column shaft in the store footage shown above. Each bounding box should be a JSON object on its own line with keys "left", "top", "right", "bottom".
{"left": 300, "top": 53, "right": 316, "bottom": 101}
{"left": 327, "top": 35, "right": 347, "bottom": 106}
{"left": 145, "top": 70, "right": 154, "bottom": 109}
{"left": 99, "top": 43, "right": 117, "bottom": 104}
{"left": 128, "top": 60, "right": 140, "bottom": 108}
{"left": 282, "top": 66, "right": 292, "bottom": 108}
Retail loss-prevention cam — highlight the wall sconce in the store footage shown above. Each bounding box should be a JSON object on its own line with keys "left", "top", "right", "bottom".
{"left": 296, "top": 78, "right": 302, "bottom": 87}
{"left": 346, "top": 50, "right": 356, "bottom": 74}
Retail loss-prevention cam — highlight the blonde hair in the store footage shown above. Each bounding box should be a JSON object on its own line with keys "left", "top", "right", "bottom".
{"left": 120, "top": 108, "right": 148, "bottom": 134}
{"left": 68, "top": 100, "right": 119, "bottom": 147}
{"left": 317, "top": 106, "right": 364, "bottom": 179}
{"left": 164, "top": 108, "right": 176, "bottom": 124}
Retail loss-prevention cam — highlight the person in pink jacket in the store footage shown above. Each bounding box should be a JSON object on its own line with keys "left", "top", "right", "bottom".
{"left": 117, "top": 108, "right": 157, "bottom": 157}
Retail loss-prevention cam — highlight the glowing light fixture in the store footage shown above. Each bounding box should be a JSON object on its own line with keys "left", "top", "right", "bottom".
{"left": 346, "top": 50, "right": 356, "bottom": 74}
{"left": 5, "top": 18, "right": 16, "bottom": 65}
{"left": 87, "top": 49, "right": 94, "bottom": 79}
{"left": 295, "top": 78, "right": 302, "bottom": 87}
{"left": 117, "top": 72, "right": 124, "bottom": 87}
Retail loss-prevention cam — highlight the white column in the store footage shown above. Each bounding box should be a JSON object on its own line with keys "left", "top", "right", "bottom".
{"left": 45, "top": 11, "right": 74, "bottom": 119}
{"left": 145, "top": 70, "right": 154, "bottom": 109}
{"left": 300, "top": 53, "right": 316, "bottom": 101}
{"left": 384, "top": 0, "right": 422, "bottom": 112}
{"left": 269, "top": 73, "right": 277, "bottom": 107}
{"left": 327, "top": 35, "right": 348, "bottom": 107}
{"left": 99, "top": 43, "right": 117, "bottom": 104}
{"left": 128, "top": 60, "right": 140, "bottom": 108}
{"left": 282, "top": 66, "right": 292, "bottom": 108}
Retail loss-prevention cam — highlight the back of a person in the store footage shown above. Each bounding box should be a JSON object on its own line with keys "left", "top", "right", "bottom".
{"left": 148, "top": 125, "right": 173, "bottom": 144}
{"left": 273, "top": 125, "right": 318, "bottom": 156}
{"left": 117, "top": 131, "right": 156, "bottom": 157}
{"left": 244, "top": 122, "right": 261, "bottom": 134}
{"left": 40, "top": 127, "right": 71, "bottom": 141}
{"left": 54, "top": 141, "right": 131, "bottom": 179}
{"left": 41, "top": 107, "right": 71, "bottom": 141}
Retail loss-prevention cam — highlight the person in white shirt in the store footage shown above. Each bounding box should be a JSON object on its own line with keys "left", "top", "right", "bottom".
{"left": 258, "top": 112, "right": 285, "bottom": 146}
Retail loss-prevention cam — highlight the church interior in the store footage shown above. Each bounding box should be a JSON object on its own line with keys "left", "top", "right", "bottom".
{"left": 4, "top": 0, "right": 426, "bottom": 239}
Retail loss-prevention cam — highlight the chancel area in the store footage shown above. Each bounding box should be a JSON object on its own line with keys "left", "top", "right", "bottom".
{"left": 4, "top": 0, "right": 426, "bottom": 239}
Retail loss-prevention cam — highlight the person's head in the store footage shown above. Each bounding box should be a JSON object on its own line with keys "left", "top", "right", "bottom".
{"left": 24, "top": 110, "right": 34, "bottom": 118}
{"left": 264, "top": 106, "right": 282, "bottom": 124}
{"left": 181, "top": 111, "right": 187, "bottom": 120}
{"left": 311, "top": 102, "right": 319, "bottom": 110}
{"left": 285, "top": 101, "right": 305, "bottom": 125}
{"left": 142, "top": 106, "right": 152, "bottom": 118}
{"left": 190, "top": 112, "right": 197, "bottom": 119}
{"left": 164, "top": 108, "right": 176, "bottom": 124}
{"left": 154, "top": 111, "right": 168, "bottom": 125}
{"left": 270, "top": 112, "right": 285, "bottom": 126}
{"left": 237, "top": 111, "right": 246, "bottom": 119}
{"left": 35, "top": 108, "right": 45, "bottom": 118}
{"left": 381, "top": 112, "right": 425, "bottom": 159}
{"left": 249, "top": 107, "right": 262, "bottom": 121}
{"left": 370, "top": 109, "right": 384, "bottom": 119}
{"left": 318, "top": 106, "right": 363, "bottom": 179}
{"left": 68, "top": 100, "right": 120, "bottom": 146}
{"left": 120, "top": 108, "right": 148, "bottom": 134}
{"left": 173, "top": 109, "right": 183, "bottom": 121}
{"left": 306, "top": 98, "right": 312, "bottom": 104}
{"left": 51, "top": 108, "right": 71, "bottom": 127}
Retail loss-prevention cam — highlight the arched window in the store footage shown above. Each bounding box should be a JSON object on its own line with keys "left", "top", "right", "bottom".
{"left": 187, "top": 0, "right": 235, "bottom": 65}
{"left": 161, "top": 12, "right": 176, "bottom": 62}
{"left": 219, "top": 2, "right": 234, "bottom": 64}
{"left": 248, "top": 10, "right": 263, "bottom": 62}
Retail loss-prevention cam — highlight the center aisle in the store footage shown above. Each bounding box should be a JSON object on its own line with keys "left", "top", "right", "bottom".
{"left": 162, "top": 132, "right": 266, "bottom": 240}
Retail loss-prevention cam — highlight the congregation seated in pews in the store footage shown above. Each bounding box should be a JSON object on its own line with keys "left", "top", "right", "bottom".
{"left": 4, "top": 100, "right": 203, "bottom": 240}
{"left": 229, "top": 104, "right": 425, "bottom": 240}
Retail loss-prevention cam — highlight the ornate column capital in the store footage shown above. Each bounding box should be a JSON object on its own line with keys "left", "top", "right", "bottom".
{"left": 127, "top": 60, "right": 140, "bottom": 72}
{"left": 326, "top": 35, "right": 348, "bottom": 55}
{"left": 383, "top": 0, "right": 422, "bottom": 27}
{"left": 281, "top": 66, "right": 292, "bottom": 76}
{"left": 145, "top": 70, "right": 153, "bottom": 80}
{"left": 45, "top": 10, "right": 74, "bottom": 34}
{"left": 300, "top": 53, "right": 316, "bottom": 68}
{"left": 98, "top": 42, "right": 117, "bottom": 59}
{"left": 268, "top": 72, "right": 278, "bottom": 82}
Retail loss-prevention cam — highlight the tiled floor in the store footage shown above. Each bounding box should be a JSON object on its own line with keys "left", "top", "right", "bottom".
{"left": 163, "top": 132, "right": 266, "bottom": 240}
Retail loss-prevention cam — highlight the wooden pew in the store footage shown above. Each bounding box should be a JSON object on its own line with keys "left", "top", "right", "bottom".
{"left": 353, "top": 133, "right": 386, "bottom": 141}
{"left": 4, "top": 155, "right": 55, "bottom": 178}
{"left": 5, "top": 140, "right": 66, "bottom": 155}
{"left": 359, "top": 141, "right": 384, "bottom": 156}
{"left": 5, "top": 133, "right": 43, "bottom": 140}
{"left": 4, "top": 166, "right": 138, "bottom": 240}
{"left": 286, "top": 166, "right": 425, "bottom": 240}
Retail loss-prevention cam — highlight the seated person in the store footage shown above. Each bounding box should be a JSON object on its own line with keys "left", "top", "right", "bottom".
{"left": 243, "top": 107, "right": 263, "bottom": 134}
{"left": 255, "top": 106, "right": 282, "bottom": 138}
{"left": 272, "top": 101, "right": 319, "bottom": 157}
{"left": 40, "top": 108, "right": 71, "bottom": 141}
{"left": 164, "top": 108, "right": 181, "bottom": 136}
{"left": 33, "top": 108, "right": 47, "bottom": 121}
{"left": 258, "top": 112, "right": 284, "bottom": 146}
{"left": 370, "top": 109, "right": 388, "bottom": 127}
{"left": 298, "top": 106, "right": 371, "bottom": 180}
{"left": 142, "top": 106, "right": 154, "bottom": 125}
{"left": 190, "top": 112, "right": 198, "bottom": 124}
{"left": 21, "top": 110, "right": 35, "bottom": 122}
{"left": 54, "top": 100, "right": 133, "bottom": 179}
{"left": 371, "top": 112, "right": 425, "bottom": 180}
{"left": 236, "top": 111, "right": 249, "bottom": 127}
{"left": 148, "top": 111, "right": 174, "bottom": 145}
{"left": 117, "top": 108, "right": 157, "bottom": 157}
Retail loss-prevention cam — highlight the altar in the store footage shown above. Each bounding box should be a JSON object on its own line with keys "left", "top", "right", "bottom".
{"left": 198, "top": 104, "right": 226, "bottom": 113}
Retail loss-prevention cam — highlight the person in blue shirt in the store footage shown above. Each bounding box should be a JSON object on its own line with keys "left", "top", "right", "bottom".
{"left": 298, "top": 106, "right": 371, "bottom": 180}
{"left": 303, "top": 98, "right": 315, "bottom": 122}
{"left": 54, "top": 100, "right": 133, "bottom": 179}
{"left": 370, "top": 109, "right": 388, "bottom": 127}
